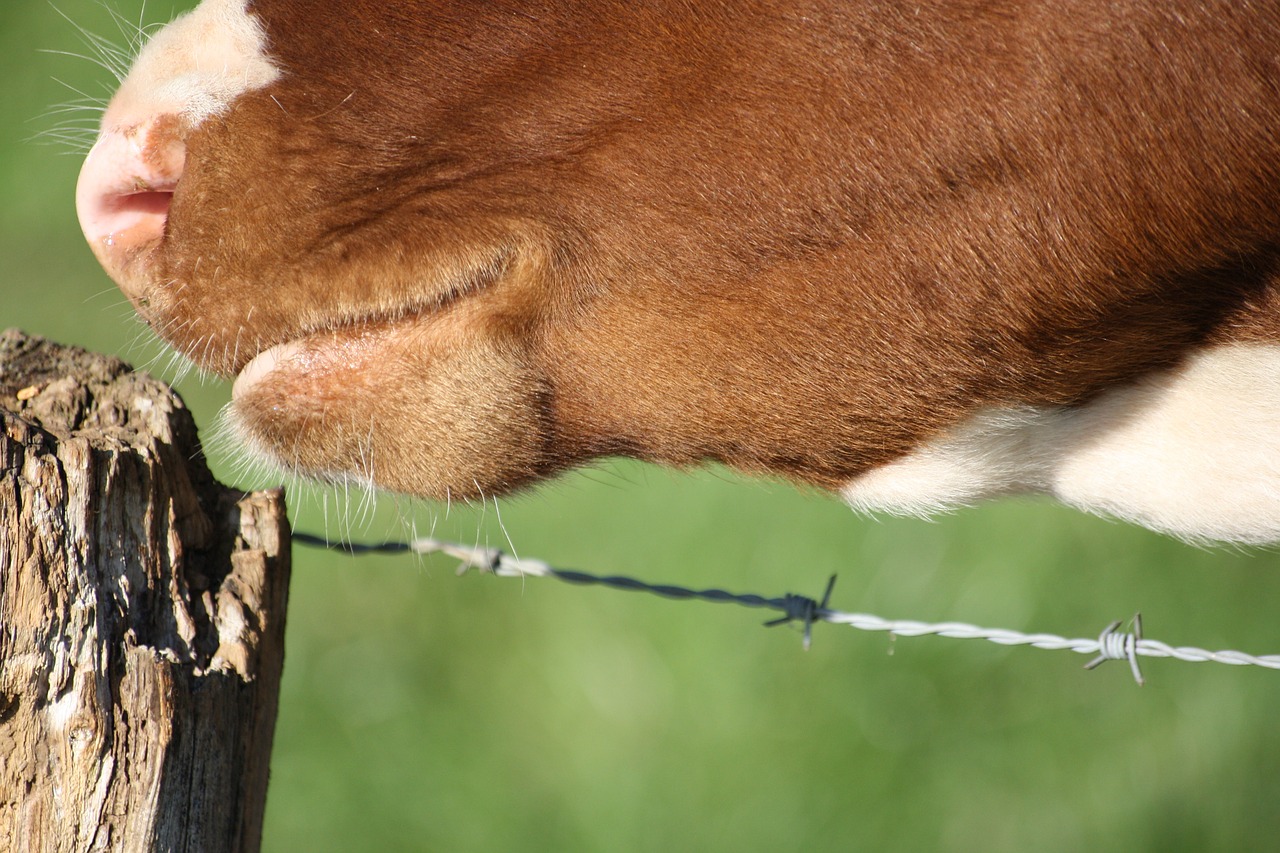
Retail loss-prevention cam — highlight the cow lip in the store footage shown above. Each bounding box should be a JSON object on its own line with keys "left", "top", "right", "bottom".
{"left": 232, "top": 339, "right": 304, "bottom": 401}
{"left": 227, "top": 295, "right": 462, "bottom": 398}
{"left": 219, "top": 243, "right": 512, "bottom": 383}
{"left": 229, "top": 309, "right": 420, "bottom": 399}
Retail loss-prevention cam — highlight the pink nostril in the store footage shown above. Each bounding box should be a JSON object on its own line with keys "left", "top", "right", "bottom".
{"left": 115, "top": 190, "right": 176, "bottom": 218}
{"left": 76, "top": 113, "right": 186, "bottom": 296}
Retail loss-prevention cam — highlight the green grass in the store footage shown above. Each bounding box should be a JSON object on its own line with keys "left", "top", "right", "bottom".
{"left": 5, "top": 4, "right": 1280, "bottom": 851}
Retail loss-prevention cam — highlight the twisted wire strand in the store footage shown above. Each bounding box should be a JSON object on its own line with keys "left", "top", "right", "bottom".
{"left": 292, "top": 532, "right": 1280, "bottom": 682}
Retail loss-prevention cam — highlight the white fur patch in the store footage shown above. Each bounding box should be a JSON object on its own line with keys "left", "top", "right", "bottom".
{"left": 841, "top": 344, "right": 1280, "bottom": 544}
{"left": 101, "top": 0, "right": 279, "bottom": 132}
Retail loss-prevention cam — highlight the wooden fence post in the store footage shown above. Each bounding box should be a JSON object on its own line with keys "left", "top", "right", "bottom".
{"left": 0, "top": 329, "right": 290, "bottom": 853}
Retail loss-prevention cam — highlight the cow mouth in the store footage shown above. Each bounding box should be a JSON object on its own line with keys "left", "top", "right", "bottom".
{"left": 227, "top": 282, "right": 487, "bottom": 401}
{"left": 227, "top": 244, "right": 513, "bottom": 391}
{"left": 229, "top": 307, "right": 428, "bottom": 402}
{"left": 232, "top": 339, "right": 307, "bottom": 402}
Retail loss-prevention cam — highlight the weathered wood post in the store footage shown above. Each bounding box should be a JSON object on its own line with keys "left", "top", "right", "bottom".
{"left": 0, "top": 329, "right": 290, "bottom": 853}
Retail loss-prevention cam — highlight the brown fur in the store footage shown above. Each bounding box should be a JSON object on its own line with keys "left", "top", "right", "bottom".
{"left": 121, "top": 0, "right": 1280, "bottom": 498}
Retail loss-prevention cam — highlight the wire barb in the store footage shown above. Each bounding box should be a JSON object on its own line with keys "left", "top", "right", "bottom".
{"left": 763, "top": 575, "right": 837, "bottom": 650}
{"left": 1084, "top": 615, "right": 1145, "bottom": 685}
{"left": 294, "top": 532, "right": 1280, "bottom": 681}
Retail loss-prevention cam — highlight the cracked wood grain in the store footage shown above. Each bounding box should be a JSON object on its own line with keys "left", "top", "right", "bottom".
{"left": 0, "top": 329, "right": 290, "bottom": 853}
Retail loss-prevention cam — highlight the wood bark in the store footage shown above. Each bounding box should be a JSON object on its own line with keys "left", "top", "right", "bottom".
{"left": 0, "top": 329, "right": 290, "bottom": 853}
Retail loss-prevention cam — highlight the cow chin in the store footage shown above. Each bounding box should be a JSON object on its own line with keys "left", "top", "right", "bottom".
{"left": 227, "top": 312, "right": 554, "bottom": 501}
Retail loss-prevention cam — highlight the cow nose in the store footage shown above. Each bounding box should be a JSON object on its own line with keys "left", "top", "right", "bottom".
{"left": 75, "top": 113, "right": 186, "bottom": 302}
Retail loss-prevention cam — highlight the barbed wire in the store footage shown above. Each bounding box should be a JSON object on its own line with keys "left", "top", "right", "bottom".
{"left": 292, "top": 531, "right": 1280, "bottom": 684}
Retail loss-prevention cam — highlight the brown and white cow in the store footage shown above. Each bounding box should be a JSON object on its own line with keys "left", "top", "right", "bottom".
{"left": 76, "top": 0, "right": 1280, "bottom": 543}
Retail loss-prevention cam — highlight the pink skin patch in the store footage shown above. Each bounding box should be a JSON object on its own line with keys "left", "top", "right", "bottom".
{"left": 75, "top": 114, "right": 185, "bottom": 302}
{"left": 232, "top": 341, "right": 306, "bottom": 402}
{"left": 232, "top": 323, "right": 409, "bottom": 405}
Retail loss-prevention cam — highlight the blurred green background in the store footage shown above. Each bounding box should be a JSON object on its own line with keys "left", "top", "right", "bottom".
{"left": 5, "top": 3, "right": 1280, "bottom": 851}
